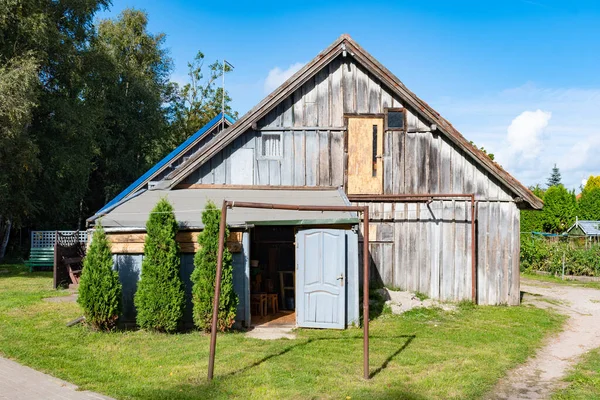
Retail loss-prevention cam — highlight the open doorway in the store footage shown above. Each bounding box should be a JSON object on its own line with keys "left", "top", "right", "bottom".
{"left": 249, "top": 226, "right": 296, "bottom": 327}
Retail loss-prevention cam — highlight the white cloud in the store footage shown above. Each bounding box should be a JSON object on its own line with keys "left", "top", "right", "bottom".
{"left": 263, "top": 62, "right": 304, "bottom": 93}
{"left": 431, "top": 84, "right": 600, "bottom": 191}
{"left": 505, "top": 110, "right": 551, "bottom": 158}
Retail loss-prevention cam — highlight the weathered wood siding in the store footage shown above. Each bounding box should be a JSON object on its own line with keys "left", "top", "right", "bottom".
{"left": 355, "top": 200, "right": 520, "bottom": 305}
{"left": 178, "top": 55, "right": 521, "bottom": 305}
{"left": 183, "top": 56, "right": 512, "bottom": 202}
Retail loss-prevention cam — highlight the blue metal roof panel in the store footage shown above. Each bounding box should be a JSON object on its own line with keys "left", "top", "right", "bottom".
{"left": 98, "top": 113, "right": 235, "bottom": 212}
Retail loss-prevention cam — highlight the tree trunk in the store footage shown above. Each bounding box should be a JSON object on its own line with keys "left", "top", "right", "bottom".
{"left": 0, "top": 218, "right": 11, "bottom": 262}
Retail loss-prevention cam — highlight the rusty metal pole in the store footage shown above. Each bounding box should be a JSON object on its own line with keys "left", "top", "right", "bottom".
{"left": 471, "top": 195, "right": 477, "bottom": 303}
{"left": 207, "top": 200, "right": 229, "bottom": 381}
{"left": 363, "top": 206, "right": 370, "bottom": 380}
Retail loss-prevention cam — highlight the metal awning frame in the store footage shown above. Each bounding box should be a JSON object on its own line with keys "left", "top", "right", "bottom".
{"left": 207, "top": 200, "right": 371, "bottom": 381}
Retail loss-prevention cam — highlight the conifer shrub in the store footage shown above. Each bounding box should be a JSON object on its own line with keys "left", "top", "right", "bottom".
{"left": 77, "top": 222, "right": 122, "bottom": 331}
{"left": 191, "top": 200, "right": 238, "bottom": 332}
{"left": 134, "top": 198, "right": 184, "bottom": 332}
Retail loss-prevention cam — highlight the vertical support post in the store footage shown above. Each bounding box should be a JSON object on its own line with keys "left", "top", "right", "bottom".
{"left": 471, "top": 196, "right": 477, "bottom": 303}
{"left": 207, "top": 200, "right": 229, "bottom": 381}
{"left": 363, "top": 206, "right": 370, "bottom": 380}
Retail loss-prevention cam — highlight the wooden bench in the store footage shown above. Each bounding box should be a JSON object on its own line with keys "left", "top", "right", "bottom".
{"left": 25, "top": 247, "right": 55, "bottom": 272}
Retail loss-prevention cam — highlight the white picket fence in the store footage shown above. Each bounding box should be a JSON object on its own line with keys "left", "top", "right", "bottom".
{"left": 30, "top": 231, "right": 87, "bottom": 249}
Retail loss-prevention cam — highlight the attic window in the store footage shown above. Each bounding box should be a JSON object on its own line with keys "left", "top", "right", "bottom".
{"left": 261, "top": 133, "right": 282, "bottom": 158}
{"left": 385, "top": 108, "right": 406, "bottom": 131}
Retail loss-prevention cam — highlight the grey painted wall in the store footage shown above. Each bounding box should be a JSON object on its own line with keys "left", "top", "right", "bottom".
{"left": 113, "top": 244, "right": 249, "bottom": 326}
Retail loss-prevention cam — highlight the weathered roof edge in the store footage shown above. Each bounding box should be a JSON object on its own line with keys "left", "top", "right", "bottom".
{"left": 161, "top": 35, "right": 542, "bottom": 210}
{"left": 98, "top": 113, "right": 235, "bottom": 213}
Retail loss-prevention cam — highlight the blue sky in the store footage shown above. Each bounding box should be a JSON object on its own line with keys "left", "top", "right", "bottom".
{"left": 98, "top": 0, "right": 600, "bottom": 191}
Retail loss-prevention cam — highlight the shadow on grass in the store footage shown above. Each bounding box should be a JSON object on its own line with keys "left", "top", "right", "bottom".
{"left": 225, "top": 334, "right": 416, "bottom": 379}
{"left": 370, "top": 334, "right": 415, "bottom": 378}
{"left": 127, "top": 334, "right": 422, "bottom": 400}
{"left": 0, "top": 264, "right": 53, "bottom": 279}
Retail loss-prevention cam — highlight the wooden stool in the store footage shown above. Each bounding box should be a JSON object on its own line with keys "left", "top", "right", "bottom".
{"left": 251, "top": 294, "right": 267, "bottom": 317}
{"left": 267, "top": 294, "right": 278, "bottom": 314}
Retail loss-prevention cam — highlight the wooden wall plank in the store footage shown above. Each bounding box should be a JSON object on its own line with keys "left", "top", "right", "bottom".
{"left": 342, "top": 58, "right": 355, "bottom": 114}
{"left": 405, "top": 132, "right": 418, "bottom": 194}
{"left": 429, "top": 133, "right": 440, "bottom": 193}
{"left": 418, "top": 203, "right": 431, "bottom": 294}
{"left": 368, "top": 72, "right": 380, "bottom": 113}
{"left": 453, "top": 201, "right": 467, "bottom": 301}
{"left": 305, "top": 130, "right": 319, "bottom": 186}
{"left": 316, "top": 68, "right": 329, "bottom": 126}
{"left": 213, "top": 151, "right": 225, "bottom": 184}
{"left": 281, "top": 131, "right": 294, "bottom": 185}
{"left": 417, "top": 133, "right": 430, "bottom": 194}
{"left": 356, "top": 64, "right": 369, "bottom": 113}
{"left": 293, "top": 131, "right": 306, "bottom": 185}
{"left": 330, "top": 58, "right": 343, "bottom": 126}
{"left": 269, "top": 160, "right": 281, "bottom": 185}
{"left": 318, "top": 130, "right": 331, "bottom": 186}
{"left": 392, "top": 132, "right": 404, "bottom": 194}
{"left": 477, "top": 201, "right": 489, "bottom": 305}
{"left": 406, "top": 203, "right": 419, "bottom": 291}
{"left": 282, "top": 97, "right": 293, "bottom": 126}
{"left": 304, "top": 77, "right": 318, "bottom": 126}
{"left": 429, "top": 201, "right": 442, "bottom": 299}
{"left": 292, "top": 88, "right": 303, "bottom": 127}
{"left": 510, "top": 203, "right": 521, "bottom": 305}
{"left": 440, "top": 201, "right": 455, "bottom": 301}
{"left": 383, "top": 131, "right": 393, "bottom": 194}
{"left": 439, "top": 137, "right": 452, "bottom": 193}
{"left": 256, "top": 159, "right": 270, "bottom": 185}
{"left": 330, "top": 131, "right": 344, "bottom": 186}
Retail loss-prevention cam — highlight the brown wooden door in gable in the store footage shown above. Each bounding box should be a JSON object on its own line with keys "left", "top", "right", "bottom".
{"left": 347, "top": 117, "right": 384, "bottom": 194}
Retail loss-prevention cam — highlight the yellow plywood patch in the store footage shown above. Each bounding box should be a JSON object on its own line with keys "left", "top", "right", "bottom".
{"left": 105, "top": 231, "right": 243, "bottom": 254}
{"left": 347, "top": 117, "right": 384, "bottom": 194}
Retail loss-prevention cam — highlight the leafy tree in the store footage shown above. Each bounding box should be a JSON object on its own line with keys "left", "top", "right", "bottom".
{"left": 0, "top": 55, "right": 40, "bottom": 260}
{"left": 578, "top": 187, "right": 600, "bottom": 221}
{"left": 521, "top": 185, "right": 545, "bottom": 233}
{"left": 166, "top": 52, "right": 238, "bottom": 150}
{"left": 542, "top": 185, "right": 577, "bottom": 233}
{"left": 191, "top": 201, "right": 238, "bottom": 332}
{"left": 546, "top": 164, "right": 562, "bottom": 188}
{"left": 85, "top": 9, "right": 175, "bottom": 210}
{"left": 134, "top": 199, "right": 184, "bottom": 332}
{"left": 583, "top": 175, "right": 600, "bottom": 192}
{"left": 77, "top": 222, "right": 122, "bottom": 331}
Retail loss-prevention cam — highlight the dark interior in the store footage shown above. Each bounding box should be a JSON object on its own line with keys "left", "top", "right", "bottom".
{"left": 249, "top": 226, "right": 296, "bottom": 324}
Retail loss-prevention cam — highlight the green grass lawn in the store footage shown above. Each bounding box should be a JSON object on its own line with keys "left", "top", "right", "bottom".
{"left": 0, "top": 264, "right": 565, "bottom": 400}
{"left": 554, "top": 349, "right": 600, "bottom": 400}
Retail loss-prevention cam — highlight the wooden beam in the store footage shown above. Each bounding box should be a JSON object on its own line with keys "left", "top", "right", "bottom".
{"left": 174, "top": 184, "right": 340, "bottom": 191}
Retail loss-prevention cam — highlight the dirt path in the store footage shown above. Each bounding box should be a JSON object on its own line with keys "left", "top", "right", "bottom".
{"left": 488, "top": 277, "right": 600, "bottom": 400}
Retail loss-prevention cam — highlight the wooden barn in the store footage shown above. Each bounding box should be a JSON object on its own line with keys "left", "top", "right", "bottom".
{"left": 88, "top": 34, "right": 542, "bottom": 329}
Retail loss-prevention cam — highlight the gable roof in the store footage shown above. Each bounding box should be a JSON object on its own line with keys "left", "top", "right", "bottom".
{"left": 98, "top": 113, "right": 235, "bottom": 213}
{"left": 567, "top": 220, "right": 600, "bottom": 236}
{"left": 158, "top": 35, "right": 542, "bottom": 210}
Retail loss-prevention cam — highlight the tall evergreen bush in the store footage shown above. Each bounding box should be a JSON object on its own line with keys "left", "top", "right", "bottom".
{"left": 78, "top": 222, "right": 122, "bottom": 331}
{"left": 134, "top": 198, "right": 184, "bottom": 332}
{"left": 191, "top": 201, "right": 238, "bottom": 332}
